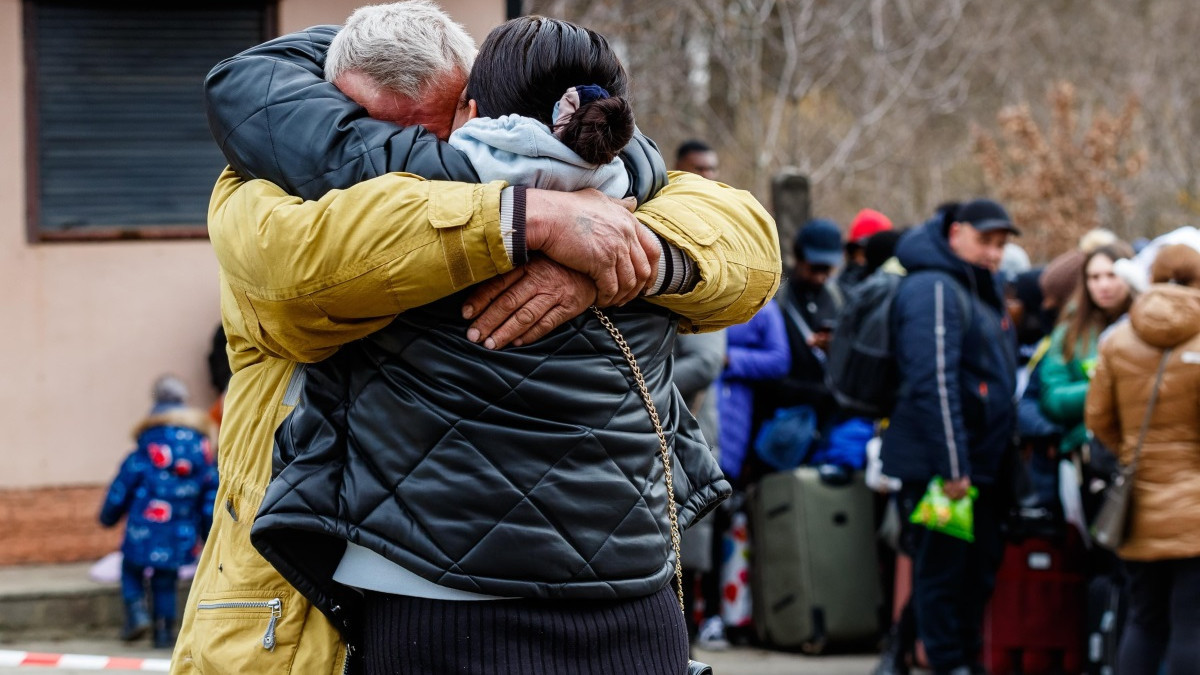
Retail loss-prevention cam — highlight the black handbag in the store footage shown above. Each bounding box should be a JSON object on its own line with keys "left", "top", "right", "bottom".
{"left": 1092, "top": 349, "right": 1171, "bottom": 551}
{"left": 593, "top": 307, "right": 714, "bottom": 675}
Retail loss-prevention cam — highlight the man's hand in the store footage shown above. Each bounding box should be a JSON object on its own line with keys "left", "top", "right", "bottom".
{"left": 807, "top": 330, "right": 833, "bottom": 353}
{"left": 524, "top": 188, "right": 660, "bottom": 306}
{"left": 462, "top": 255, "right": 597, "bottom": 349}
{"left": 943, "top": 476, "right": 972, "bottom": 501}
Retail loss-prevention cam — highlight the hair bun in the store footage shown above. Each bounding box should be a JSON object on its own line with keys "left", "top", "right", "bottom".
{"left": 558, "top": 96, "right": 634, "bottom": 166}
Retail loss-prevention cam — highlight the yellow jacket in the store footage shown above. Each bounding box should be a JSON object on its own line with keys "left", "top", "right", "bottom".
{"left": 171, "top": 168, "right": 778, "bottom": 673}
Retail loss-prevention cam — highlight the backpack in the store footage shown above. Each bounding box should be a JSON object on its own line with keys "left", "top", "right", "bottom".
{"left": 825, "top": 270, "right": 969, "bottom": 418}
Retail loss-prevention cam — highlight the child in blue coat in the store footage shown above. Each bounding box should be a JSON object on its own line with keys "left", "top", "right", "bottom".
{"left": 100, "top": 375, "right": 217, "bottom": 648}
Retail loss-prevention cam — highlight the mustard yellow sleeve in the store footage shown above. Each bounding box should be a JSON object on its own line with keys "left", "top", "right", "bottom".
{"left": 636, "top": 171, "right": 782, "bottom": 332}
{"left": 209, "top": 168, "right": 510, "bottom": 362}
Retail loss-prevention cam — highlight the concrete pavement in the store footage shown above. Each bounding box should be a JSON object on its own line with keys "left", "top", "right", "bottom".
{"left": 0, "top": 562, "right": 883, "bottom": 674}
{"left": 694, "top": 645, "right": 879, "bottom": 674}
{"left": 0, "top": 640, "right": 878, "bottom": 675}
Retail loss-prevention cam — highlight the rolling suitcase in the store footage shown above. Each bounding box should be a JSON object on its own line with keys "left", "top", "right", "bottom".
{"left": 1085, "top": 573, "right": 1125, "bottom": 675}
{"left": 750, "top": 467, "right": 882, "bottom": 653}
{"left": 984, "top": 530, "right": 1086, "bottom": 674}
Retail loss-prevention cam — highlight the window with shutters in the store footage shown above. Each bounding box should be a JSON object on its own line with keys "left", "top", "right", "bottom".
{"left": 24, "top": 1, "right": 274, "bottom": 242}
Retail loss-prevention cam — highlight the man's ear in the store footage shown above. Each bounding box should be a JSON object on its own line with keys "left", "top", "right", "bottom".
{"left": 468, "top": 99, "right": 478, "bottom": 121}
{"left": 947, "top": 221, "right": 963, "bottom": 244}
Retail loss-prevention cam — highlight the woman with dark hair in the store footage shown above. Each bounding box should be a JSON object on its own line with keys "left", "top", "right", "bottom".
{"left": 1039, "top": 242, "right": 1135, "bottom": 456}
{"left": 251, "top": 16, "right": 725, "bottom": 675}
{"left": 445, "top": 17, "right": 638, "bottom": 195}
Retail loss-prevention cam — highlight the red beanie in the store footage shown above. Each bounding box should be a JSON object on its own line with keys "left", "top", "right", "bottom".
{"left": 848, "top": 209, "right": 893, "bottom": 244}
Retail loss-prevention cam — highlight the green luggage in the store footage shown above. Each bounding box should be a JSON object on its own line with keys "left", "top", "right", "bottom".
{"left": 751, "top": 467, "right": 883, "bottom": 653}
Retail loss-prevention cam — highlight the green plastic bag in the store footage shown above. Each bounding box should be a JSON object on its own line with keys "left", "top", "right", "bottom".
{"left": 909, "top": 477, "right": 978, "bottom": 542}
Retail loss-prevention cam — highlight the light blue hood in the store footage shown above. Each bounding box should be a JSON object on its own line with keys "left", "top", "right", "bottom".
{"left": 448, "top": 114, "right": 630, "bottom": 199}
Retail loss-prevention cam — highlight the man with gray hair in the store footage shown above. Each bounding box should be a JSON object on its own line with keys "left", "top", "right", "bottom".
{"left": 174, "top": 4, "right": 780, "bottom": 673}
{"left": 324, "top": 1, "right": 476, "bottom": 142}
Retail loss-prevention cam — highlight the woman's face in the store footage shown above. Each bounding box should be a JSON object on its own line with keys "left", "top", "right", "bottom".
{"left": 1086, "top": 254, "right": 1131, "bottom": 313}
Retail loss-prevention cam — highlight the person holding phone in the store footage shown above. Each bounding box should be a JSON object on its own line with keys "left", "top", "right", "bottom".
{"left": 755, "top": 219, "right": 846, "bottom": 454}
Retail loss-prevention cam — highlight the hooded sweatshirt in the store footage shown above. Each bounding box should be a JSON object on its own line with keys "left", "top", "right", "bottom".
{"left": 880, "top": 218, "right": 1018, "bottom": 485}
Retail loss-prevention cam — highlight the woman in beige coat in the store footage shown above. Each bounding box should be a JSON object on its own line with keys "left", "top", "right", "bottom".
{"left": 1085, "top": 244, "right": 1200, "bottom": 674}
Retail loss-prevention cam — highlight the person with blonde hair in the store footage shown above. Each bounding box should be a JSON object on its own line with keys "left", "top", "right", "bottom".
{"left": 1078, "top": 228, "right": 1118, "bottom": 255}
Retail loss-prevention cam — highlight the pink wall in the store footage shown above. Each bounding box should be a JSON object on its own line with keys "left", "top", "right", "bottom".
{"left": 0, "top": 0, "right": 504, "bottom": 489}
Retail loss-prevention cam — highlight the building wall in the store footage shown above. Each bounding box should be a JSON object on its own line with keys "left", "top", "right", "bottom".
{"left": 0, "top": 0, "right": 503, "bottom": 563}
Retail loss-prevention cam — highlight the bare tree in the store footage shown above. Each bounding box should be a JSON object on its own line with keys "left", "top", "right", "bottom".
{"left": 972, "top": 82, "right": 1146, "bottom": 261}
{"left": 523, "top": 0, "right": 1200, "bottom": 254}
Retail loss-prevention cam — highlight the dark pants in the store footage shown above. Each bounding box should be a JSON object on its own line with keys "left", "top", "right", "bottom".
{"left": 361, "top": 583, "right": 688, "bottom": 675}
{"left": 900, "top": 482, "right": 1004, "bottom": 673}
{"left": 682, "top": 503, "right": 731, "bottom": 635}
{"left": 119, "top": 558, "right": 179, "bottom": 620}
{"left": 1117, "top": 556, "right": 1200, "bottom": 675}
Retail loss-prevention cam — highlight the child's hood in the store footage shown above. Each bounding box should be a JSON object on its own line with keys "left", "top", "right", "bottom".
{"left": 131, "top": 406, "right": 215, "bottom": 442}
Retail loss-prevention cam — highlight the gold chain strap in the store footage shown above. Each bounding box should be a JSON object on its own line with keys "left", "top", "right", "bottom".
{"left": 590, "top": 306, "right": 686, "bottom": 616}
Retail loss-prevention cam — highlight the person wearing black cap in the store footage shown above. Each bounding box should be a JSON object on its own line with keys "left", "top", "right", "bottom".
{"left": 878, "top": 199, "right": 1020, "bottom": 675}
{"left": 752, "top": 219, "right": 846, "bottom": 481}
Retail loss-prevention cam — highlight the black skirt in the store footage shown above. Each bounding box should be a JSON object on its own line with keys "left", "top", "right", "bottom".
{"left": 361, "top": 584, "right": 688, "bottom": 675}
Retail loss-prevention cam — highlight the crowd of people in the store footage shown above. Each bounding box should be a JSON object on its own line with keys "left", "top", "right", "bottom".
{"left": 90, "top": 3, "right": 1200, "bottom": 674}
{"left": 672, "top": 149, "right": 1200, "bottom": 675}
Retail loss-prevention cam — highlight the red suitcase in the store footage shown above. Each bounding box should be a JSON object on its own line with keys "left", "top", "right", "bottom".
{"left": 984, "top": 530, "right": 1086, "bottom": 674}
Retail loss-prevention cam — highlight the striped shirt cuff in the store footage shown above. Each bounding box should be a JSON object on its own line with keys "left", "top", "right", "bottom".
{"left": 499, "top": 186, "right": 528, "bottom": 267}
{"left": 644, "top": 229, "right": 698, "bottom": 296}
{"left": 500, "top": 187, "right": 695, "bottom": 294}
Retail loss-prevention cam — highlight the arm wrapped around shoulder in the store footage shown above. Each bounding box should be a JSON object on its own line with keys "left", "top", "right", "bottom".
{"left": 635, "top": 173, "right": 782, "bottom": 332}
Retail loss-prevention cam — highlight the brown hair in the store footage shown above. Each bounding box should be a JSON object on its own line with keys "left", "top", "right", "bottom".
{"left": 466, "top": 16, "right": 634, "bottom": 165}
{"left": 1060, "top": 242, "right": 1134, "bottom": 361}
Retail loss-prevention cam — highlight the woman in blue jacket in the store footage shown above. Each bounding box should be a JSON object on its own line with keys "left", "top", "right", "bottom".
{"left": 716, "top": 301, "right": 792, "bottom": 481}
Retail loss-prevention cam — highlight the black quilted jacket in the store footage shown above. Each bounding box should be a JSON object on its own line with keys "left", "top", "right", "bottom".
{"left": 254, "top": 294, "right": 729, "bottom": 633}
{"left": 206, "top": 27, "right": 725, "bottom": 636}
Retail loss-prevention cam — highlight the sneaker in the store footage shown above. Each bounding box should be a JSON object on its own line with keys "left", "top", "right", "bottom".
{"left": 695, "top": 617, "right": 730, "bottom": 651}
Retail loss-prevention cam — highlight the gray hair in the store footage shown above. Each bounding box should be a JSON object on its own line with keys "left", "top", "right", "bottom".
{"left": 325, "top": 1, "right": 476, "bottom": 98}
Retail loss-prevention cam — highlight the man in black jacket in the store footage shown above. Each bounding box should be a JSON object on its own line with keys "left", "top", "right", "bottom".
{"left": 759, "top": 219, "right": 846, "bottom": 440}
{"left": 881, "top": 199, "right": 1019, "bottom": 675}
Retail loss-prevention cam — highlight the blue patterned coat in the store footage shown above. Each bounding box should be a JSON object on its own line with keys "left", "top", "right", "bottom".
{"left": 100, "top": 406, "right": 218, "bottom": 570}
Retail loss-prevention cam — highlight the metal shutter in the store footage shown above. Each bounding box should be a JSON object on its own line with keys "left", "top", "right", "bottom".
{"left": 28, "top": 1, "right": 270, "bottom": 234}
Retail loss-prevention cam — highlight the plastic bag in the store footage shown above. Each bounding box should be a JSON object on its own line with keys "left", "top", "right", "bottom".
{"left": 753, "top": 404, "right": 817, "bottom": 470}
{"left": 908, "top": 477, "right": 978, "bottom": 542}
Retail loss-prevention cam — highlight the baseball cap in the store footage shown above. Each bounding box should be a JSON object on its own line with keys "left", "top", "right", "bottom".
{"left": 795, "top": 219, "right": 843, "bottom": 267}
{"left": 954, "top": 199, "right": 1020, "bottom": 236}
{"left": 847, "top": 209, "right": 893, "bottom": 245}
